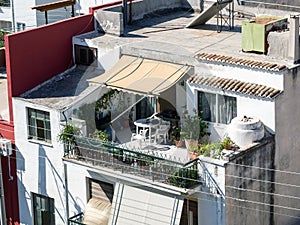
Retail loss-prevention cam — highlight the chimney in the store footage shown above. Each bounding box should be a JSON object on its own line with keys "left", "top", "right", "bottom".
{"left": 288, "top": 15, "right": 300, "bottom": 63}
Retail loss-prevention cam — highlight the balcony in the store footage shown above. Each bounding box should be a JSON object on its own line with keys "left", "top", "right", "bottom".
{"left": 63, "top": 135, "right": 200, "bottom": 189}
{"left": 65, "top": 136, "right": 225, "bottom": 225}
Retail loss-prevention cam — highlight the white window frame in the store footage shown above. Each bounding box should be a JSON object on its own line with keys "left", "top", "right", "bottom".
{"left": 197, "top": 90, "right": 237, "bottom": 125}
{"left": 27, "top": 107, "right": 52, "bottom": 143}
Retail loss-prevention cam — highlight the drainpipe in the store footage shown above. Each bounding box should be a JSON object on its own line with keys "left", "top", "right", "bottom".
{"left": 10, "top": 0, "right": 15, "bottom": 32}
{"left": 288, "top": 15, "right": 300, "bottom": 63}
{"left": 63, "top": 163, "right": 69, "bottom": 225}
{"left": 129, "top": 0, "right": 132, "bottom": 24}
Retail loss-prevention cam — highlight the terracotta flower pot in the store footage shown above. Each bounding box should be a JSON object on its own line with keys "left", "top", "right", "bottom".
{"left": 175, "top": 140, "right": 183, "bottom": 147}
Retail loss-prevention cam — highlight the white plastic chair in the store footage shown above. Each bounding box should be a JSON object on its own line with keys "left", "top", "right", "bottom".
{"left": 131, "top": 129, "right": 148, "bottom": 147}
{"left": 154, "top": 126, "right": 169, "bottom": 144}
{"left": 160, "top": 120, "right": 170, "bottom": 127}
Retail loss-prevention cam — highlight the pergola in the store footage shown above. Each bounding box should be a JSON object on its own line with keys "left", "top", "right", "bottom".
{"left": 32, "top": 0, "right": 76, "bottom": 24}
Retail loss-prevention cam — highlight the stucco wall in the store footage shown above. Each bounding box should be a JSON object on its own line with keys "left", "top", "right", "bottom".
{"left": 73, "top": 34, "right": 121, "bottom": 71}
{"left": 225, "top": 137, "right": 275, "bottom": 225}
{"left": 5, "top": 14, "right": 94, "bottom": 123}
{"left": 13, "top": 98, "right": 66, "bottom": 225}
{"left": 186, "top": 82, "right": 276, "bottom": 141}
{"left": 274, "top": 65, "right": 300, "bottom": 225}
{"left": 194, "top": 62, "right": 284, "bottom": 91}
{"left": 64, "top": 160, "right": 185, "bottom": 224}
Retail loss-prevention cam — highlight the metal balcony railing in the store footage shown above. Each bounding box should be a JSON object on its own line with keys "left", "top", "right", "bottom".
{"left": 68, "top": 213, "right": 85, "bottom": 225}
{"left": 63, "top": 135, "right": 201, "bottom": 189}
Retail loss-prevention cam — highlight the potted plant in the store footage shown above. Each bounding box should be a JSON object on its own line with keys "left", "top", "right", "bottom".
{"left": 58, "top": 124, "right": 80, "bottom": 156}
{"left": 170, "top": 126, "right": 182, "bottom": 147}
{"left": 93, "top": 129, "right": 110, "bottom": 143}
{"left": 180, "top": 109, "right": 210, "bottom": 151}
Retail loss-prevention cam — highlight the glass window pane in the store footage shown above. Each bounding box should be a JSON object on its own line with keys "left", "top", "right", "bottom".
{"left": 218, "top": 95, "right": 237, "bottom": 124}
{"left": 27, "top": 108, "right": 51, "bottom": 143}
{"left": 32, "top": 193, "right": 55, "bottom": 225}
{"left": 198, "top": 91, "right": 216, "bottom": 122}
{"left": 36, "top": 110, "right": 45, "bottom": 120}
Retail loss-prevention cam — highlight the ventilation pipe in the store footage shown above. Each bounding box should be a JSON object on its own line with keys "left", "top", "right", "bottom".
{"left": 289, "top": 15, "right": 300, "bottom": 63}
{"left": 122, "top": 0, "right": 127, "bottom": 29}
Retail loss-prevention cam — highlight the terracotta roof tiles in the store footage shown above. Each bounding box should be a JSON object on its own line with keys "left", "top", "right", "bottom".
{"left": 195, "top": 53, "right": 287, "bottom": 72}
{"left": 187, "top": 74, "right": 281, "bottom": 99}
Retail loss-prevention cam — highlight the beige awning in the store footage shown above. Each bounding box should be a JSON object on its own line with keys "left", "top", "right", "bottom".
{"left": 88, "top": 55, "right": 191, "bottom": 96}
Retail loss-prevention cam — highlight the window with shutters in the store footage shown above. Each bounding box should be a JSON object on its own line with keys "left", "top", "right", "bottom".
{"left": 88, "top": 178, "right": 114, "bottom": 203}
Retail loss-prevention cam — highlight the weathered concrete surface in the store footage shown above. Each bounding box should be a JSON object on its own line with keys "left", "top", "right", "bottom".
{"left": 274, "top": 65, "right": 300, "bottom": 225}
{"left": 95, "top": 10, "right": 124, "bottom": 36}
{"left": 225, "top": 137, "right": 276, "bottom": 225}
{"left": 241, "top": 0, "right": 300, "bottom": 12}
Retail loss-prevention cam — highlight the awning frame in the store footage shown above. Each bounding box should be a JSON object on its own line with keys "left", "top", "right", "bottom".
{"left": 89, "top": 55, "right": 191, "bottom": 97}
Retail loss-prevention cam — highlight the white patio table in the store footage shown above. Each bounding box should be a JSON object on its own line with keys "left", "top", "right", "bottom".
{"left": 134, "top": 118, "right": 160, "bottom": 144}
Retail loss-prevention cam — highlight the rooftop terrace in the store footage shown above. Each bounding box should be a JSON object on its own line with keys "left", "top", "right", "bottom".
{"left": 78, "top": 8, "right": 294, "bottom": 66}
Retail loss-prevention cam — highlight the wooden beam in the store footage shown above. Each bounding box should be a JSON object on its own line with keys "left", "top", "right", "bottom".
{"left": 32, "top": 0, "right": 75, "bottom": 12}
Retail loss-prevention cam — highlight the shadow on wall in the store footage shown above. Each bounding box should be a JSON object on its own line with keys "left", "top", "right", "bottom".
{"left": 38, "top": 144, "right": 47, "bottom": 196}
{"left": 16, "top": 176, "right": 31, "bottom": 225}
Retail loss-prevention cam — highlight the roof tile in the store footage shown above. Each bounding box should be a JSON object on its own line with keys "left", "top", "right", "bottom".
{"left": 195, "top": 53, "right": 287, "bottom": 72}
{"left": 188, "top": 74, "right": 281, "bottom": 99}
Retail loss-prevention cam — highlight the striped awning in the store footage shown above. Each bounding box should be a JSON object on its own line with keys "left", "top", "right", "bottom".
{"left": 89, "top": 55, "right": 191, "bottom": 96}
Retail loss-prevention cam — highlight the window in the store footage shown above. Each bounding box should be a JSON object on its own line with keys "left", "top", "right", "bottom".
{"left": 32, "top": 193, "right": 55, "bottom": 225}
{"left": 88, "top": 178, "right": 114, "bottom": 203}
{"left": 27, "top": 108, "right": 51, "bottom": 143}
{"left": 16, "top": 22, "right": 26, "bottom": 31}
{"left": 198, "top": 91, "right": 237, "bottom": 124}
{"left": 0, "top": 0, "right": 10, "bottom": 7}
{"left": 75, "top": 45, "right": 97, "bottom": 66}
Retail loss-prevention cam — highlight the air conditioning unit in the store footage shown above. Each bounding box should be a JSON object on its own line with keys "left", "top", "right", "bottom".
{"left": 0, "top": 139, "right": 12, "bottom": 156}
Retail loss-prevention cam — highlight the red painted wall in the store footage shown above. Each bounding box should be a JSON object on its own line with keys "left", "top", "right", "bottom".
{"left": 5, "top": 13, "right": 94, "bottom": 122}
{"left": 2, "top": 13, "right": 95, "bottom": 225}
{"left": 0, "top": 122, "right": 18, "bottom": 225}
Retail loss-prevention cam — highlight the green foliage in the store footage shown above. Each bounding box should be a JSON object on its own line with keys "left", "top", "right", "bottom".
{"left": 220, "top": 137, "right": 232, "bottom": 150}
{"left": 198, "top": 138, "right": 232, "bottom": 159}
{"left": 0, "top": 30, "right": 9, "bottom": 48}
{"left": 168, "top": 164, "right": 199, "bottom": 188}
{"left": 95, "top": 90, "right": 118, "bottom": 111}
{"left": 170, "top": 126, "right": 181, "bottom": 141}
{"left": 180, "top": 109, "right": 210, "bottom": 141}
{"left": 93, "top": 129, "right": 109, "bottom": 142}
{"left": 58, "top": 124, "right": 80, "bottom": 145}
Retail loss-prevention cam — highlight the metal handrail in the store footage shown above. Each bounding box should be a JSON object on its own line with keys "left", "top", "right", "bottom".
{"left": 184, "top": 157, "right": 225, "bottom": 197}
{"left": 64, "top": 136, "right": 202, "bottom": 189}
{"left": 198, "top": 159, "right": 225, "bottom": 197}
{"left": 68, "top": 212, "right": 85, "bottom": 225}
